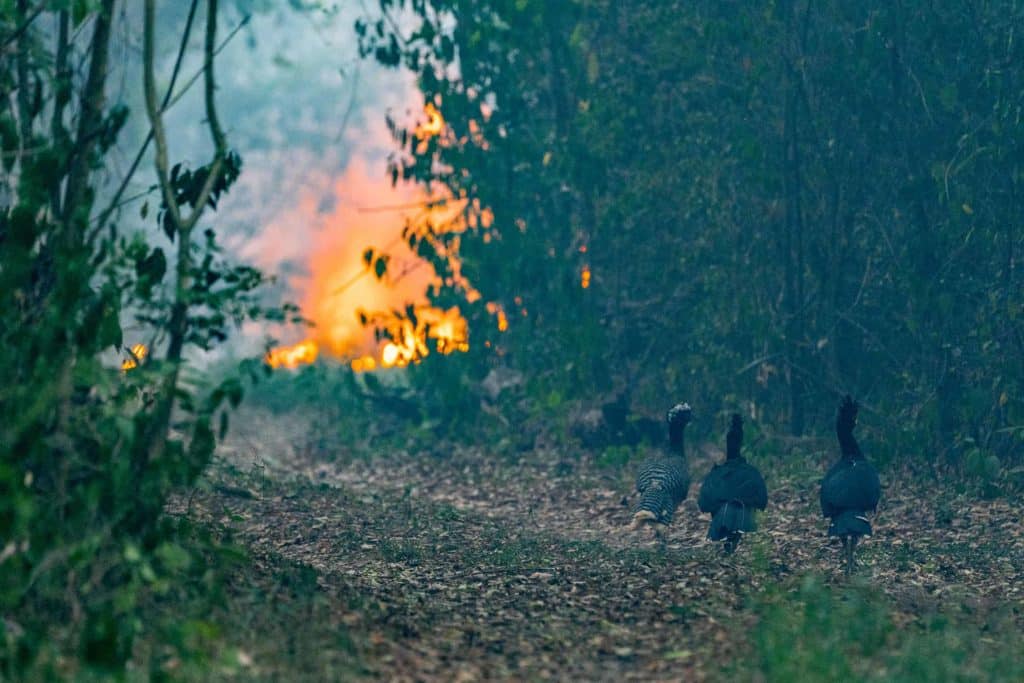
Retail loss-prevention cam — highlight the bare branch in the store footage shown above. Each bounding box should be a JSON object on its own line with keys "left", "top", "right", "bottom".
{"left": 91, "top": 0, "right": 200, "bottom": 241}
{"left": 165, "top": 13, "right": 250, "bottom": 111}
{"left": 0, "top": 0, "right": 44, "bottom": 50}
{"left": 49, "top": 10, "right": 70, "bottom": 218}
{"left": 142, "top": 0, "right": 182, "bottom": 229}
{"left": 15, "top": 0, "right": 32, "bottom": 143}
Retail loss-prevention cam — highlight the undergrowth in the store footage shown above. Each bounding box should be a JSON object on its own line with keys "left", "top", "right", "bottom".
{"left": 748, "top": 574, "right": 1024, "bottom": 682}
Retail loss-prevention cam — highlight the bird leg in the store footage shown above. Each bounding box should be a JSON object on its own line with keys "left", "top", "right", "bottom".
{"left": 652, "top": 524, "right": 667, "bottom": 553}
{"left": 724, "top": 532, "right": 741, "bottom": 554}
{"left": 844, "top": 536, "right": 857, "bottom": 575}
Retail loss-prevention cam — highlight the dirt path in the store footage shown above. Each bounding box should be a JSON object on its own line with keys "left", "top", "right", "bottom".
{"left": 191, "top": 409, "right": 1024, "bottom": 680}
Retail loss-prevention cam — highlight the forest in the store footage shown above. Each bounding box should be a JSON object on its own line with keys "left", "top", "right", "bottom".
{"left": 1, "top": 0, "right": 1022, "bottom": 680}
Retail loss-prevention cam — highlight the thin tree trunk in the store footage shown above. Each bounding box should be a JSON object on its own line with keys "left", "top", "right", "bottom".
{"left": 49, "top": 10, "right": 70, "bottom": 218}
{"left": 61, "top": 0, "right": 117, "bottom": 238}
{"left": 782, "top": 1, "right": 807, "bottom": 436}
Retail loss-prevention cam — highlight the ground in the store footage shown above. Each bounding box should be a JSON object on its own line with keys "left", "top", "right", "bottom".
{"left": 168, "top": 409, "right": 1024, "bottom": 681}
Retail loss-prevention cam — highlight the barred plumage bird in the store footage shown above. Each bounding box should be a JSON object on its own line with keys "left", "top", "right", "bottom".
{"left": 820, "top": 395, "right": 881, "bottom": 574}
{"left": 698, "top": 414, "right": 768, "bottom": 553}
{"left": 632, "top": 403, "right": 692, "bottom": 528}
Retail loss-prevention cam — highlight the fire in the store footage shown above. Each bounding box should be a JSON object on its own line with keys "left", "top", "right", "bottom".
{"left": 121, "top": 343, "right": 148, "bottom": 371}
{"left": 265, "top": 339, "right": 319, "bottom": 369}
{"left": 487, "top": 301, "right": 509, "bottom": 332}
{"left": 581, "top": 265, "right": 592, "bottom": 289}
{"left": 254, "top": 98, "right": 494, "bottom": 373}
{"left": 350, "top": 355, "right": 377, "bottom": 372}
{"left": 371, "top": 304, "right": 469, "bottom": 368}
{"left": 414, "top": 102, "right": 445, "bottom": 140}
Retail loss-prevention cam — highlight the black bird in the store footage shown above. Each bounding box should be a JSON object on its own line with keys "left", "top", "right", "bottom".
{"left": 820, "top": 395, "right": 881, "bottom": 574}
{"left": 632, "top": 403, "right": 692, "bottom": 528}
{"left": 698, "top": 414, "right": 768, "bottom": 553}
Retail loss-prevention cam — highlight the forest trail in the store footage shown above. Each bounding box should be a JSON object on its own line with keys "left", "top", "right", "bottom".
{"left": 178, "top": 410, "right": 1024, "bottom": 681}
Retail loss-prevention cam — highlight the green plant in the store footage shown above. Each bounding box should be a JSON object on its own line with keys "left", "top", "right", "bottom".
{"left": 0, "top": 1, "right": 297, "bottom": 675}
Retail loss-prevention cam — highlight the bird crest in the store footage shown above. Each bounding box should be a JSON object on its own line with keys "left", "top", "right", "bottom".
{"left": 837, "top": 394, "right": 858, "bottom": 434}
{"left": 666, "top": 402, "right": 692, "bottom": 425}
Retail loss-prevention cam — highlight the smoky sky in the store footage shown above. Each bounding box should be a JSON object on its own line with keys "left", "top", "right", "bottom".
{"left": 100, "top": 2, "right": 422, "bottom": 360}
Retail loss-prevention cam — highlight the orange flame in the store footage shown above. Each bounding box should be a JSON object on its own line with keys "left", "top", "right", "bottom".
{"left": 350, "top": 355, "right": 377, "bottom": 372}
{"left": 581, "top": 265, "right": 591, "bottom": 289}
{"left": 256, "top": 99, "right": 498, "bottom": 373}
{"left": 373, "top": 304, "right": 469, "bottom": 368}
{"left": 486, "top": 301, "right": 509, "bottom": 332}
{"left": 121, "top": 343, "right": 148, "bottom": 371}
{"left": 414, "top": 102, "right": 445, "bottom": 140}
{"left": 265, "top": 339, "right": 319, "bottom": 369}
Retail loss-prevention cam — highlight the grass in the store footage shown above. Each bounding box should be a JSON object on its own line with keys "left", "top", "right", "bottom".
{"left": 747, "top": 574, "right": 1024, "bottom": 682}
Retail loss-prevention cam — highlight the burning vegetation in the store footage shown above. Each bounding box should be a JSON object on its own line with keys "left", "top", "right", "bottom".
{"left": 265, "top": 339, "right": 319, "bottom": 370}
{"left": 262, "top": 103, "right": 504, "bottom": 372}
{"left": 121, "top": 344, "right": 148, "bottom": 371}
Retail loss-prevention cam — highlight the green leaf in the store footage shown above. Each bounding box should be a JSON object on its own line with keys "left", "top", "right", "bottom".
{"left": 72, "top": 0, "right": 92, "bottom": 28}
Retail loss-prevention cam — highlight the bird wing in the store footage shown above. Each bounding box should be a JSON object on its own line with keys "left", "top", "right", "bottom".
{"left": 698, "top": 465, "right": 727, "bottom": 513}
{"left": 821, "top": 460, "right": 880, "bottom": 516}
{"left": 699, "top": 461, "right": 767, "bottom": 511}
{"left": 733, "top": 462, "right": 768, "bottom": 509}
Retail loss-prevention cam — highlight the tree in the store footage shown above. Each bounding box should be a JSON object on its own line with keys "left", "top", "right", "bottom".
{"left": 0, "top": 1, "right": 292, "bottom": 672}
{"left": 360, "top": 0, "right": 1024, "bottom": 468}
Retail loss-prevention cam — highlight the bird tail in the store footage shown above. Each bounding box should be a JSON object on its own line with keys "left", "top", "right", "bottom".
{"left": 827, "top": 510, "right": 872, "bottom": 538}
{"left": 707, "top": 500, "right": 756, "bottom": 541}
{"left": 632, "top": 485, "right": 673, "bottom": 528}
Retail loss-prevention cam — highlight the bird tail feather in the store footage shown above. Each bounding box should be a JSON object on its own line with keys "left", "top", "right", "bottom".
{"left": 632, "top": 486, "right": 673, "bottom": 528}
{"left": 828, "top": 510, "right": 872, "bottom": 538}
{"left": 707, "top": 501, "right": 756, "bottom": 541}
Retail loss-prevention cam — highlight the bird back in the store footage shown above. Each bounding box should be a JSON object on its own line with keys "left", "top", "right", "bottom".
{"left": 698, "top": 460, "right": 768, "bottom": 513}
{"left": 820, "top": 459, "right": 880, "bottom": 518}
{"left": 636, "top": 456, "right": 690, "bottom": 507}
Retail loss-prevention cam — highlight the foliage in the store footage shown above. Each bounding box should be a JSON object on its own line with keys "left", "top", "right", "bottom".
{"left": 358, "top": 0, "right": 1024, "bottom": 474}
{"left": 751, "top": 574, "right": 1024, "bottom": 682}
{"left": 0, "top": 2, "right": 293, "bottom": 674}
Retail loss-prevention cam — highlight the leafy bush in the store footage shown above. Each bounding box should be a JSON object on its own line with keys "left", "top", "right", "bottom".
{"left": 0, "top": 2, "right": 296, "bottom": 674}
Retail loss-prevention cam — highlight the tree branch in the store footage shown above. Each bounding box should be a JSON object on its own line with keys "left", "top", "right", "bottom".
{"left": 0, "top": 0, "right": 44, "bottom": 50}
{"left": 91, "top": 0, "right": 201, "bottom": 242}
{"left": 142, "top": 0, "right": 182, "bottom": 229}
{"left": 139, "top": 0, "right": 229, "bottom": 470}
{"left": 49, "top": 10, "right": 70, "bottom": 218}
{"left": 61, "top": 0, "right": 116, "bottom": 237}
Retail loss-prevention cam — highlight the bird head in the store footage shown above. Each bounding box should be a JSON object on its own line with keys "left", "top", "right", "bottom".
{"left": 836, "top": 394, "right": 859, "bottom": 434}
{"left": 666, "top": 402, "right": 692, "bottom": 426}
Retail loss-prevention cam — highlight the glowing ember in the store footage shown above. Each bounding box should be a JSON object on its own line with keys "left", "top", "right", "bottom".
{"left": 121, "top": 343, "right": 148, "bottom": 371}
{"left": 414, "top": 102, "right": 445, "bottom": 140}
{"left": 382, "top": 343, "right": 401, "bottom": 367}
{"left": 350, "top": 355, "right": 377, "bottom": 372}
{"left": 487, "top": 301, "right": 509, "bottom": 332}
{"left": 265, "top": 339, "right": 319, "bottom": 369}
{"left": 581, "top": 265, "right": 591, "bottom": 289}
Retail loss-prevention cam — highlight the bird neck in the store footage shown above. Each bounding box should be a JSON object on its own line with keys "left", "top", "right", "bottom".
{"left": 838, "top": 429, "right": 864, "bottom": 459}
{"left": 726, "top": 437, "right": 741, "bottom": 461}
{"left": 667, "top": 422, "right": 687, "bottom": 458}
